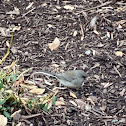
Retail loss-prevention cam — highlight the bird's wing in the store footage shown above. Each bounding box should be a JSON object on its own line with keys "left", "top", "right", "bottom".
{"left": 56, "top": 72, "right": 76, "bottom": 82}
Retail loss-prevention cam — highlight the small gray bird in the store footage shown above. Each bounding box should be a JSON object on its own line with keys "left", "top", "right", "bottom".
{"left": 32, "top": 70, "right": 88, "bottom": 88}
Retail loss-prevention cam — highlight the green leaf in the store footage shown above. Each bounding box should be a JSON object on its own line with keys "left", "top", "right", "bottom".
{"left": 0, "top": 79, "right": 4, "bottom": 89}
{"left": 47, "top": 101, "right": 52, "bottom": 110}
{"left": 52, "top": 95, "right": 57, "bottom": 105}
{"left": 0, "top": 99, "right": 6, "bottom": 105}
{"left": 0, "top": 106, "right": 7, "bottom": 111}
{"left": 43, "top": 103, "right": 49, "bottom": 112}
{"left": 3, "top": 111, "right": 11, "bottom": 119}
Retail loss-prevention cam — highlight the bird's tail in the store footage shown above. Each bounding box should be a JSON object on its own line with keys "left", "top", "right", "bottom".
{"left": 31, "top": 71, "right": 56, "bottom": 78}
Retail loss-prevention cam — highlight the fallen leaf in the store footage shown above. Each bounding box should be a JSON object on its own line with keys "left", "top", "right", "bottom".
{"left": 0, "top": 115, "right": 7, "bottom": 126}
{"left": 48, "top": 37, "right": 60, "bottom": 51}
{"left": 64, "top": 5, "right": 74, "bottom": 10}
{"left": 51, "top": 63, "right": 59, "bottom": 68}
{"left": 75, "top": 99, "right": 85, "bottom": 109}
{"left": 106, "top": 32, "right": 110, "bottom": 38}
{"left": 87, "top": 97, "right": 95, "bottom": 105}
{"left": 115, "top": 51, "right": 123, "bottom": 57}
{"left": 0, "top": 27, "right": 11, "bottom": 37}
{"left": 29, "top": 88, "right": 45, "bottom": 94}
{"left": 69, "top": 100, "right": 77, "bottom": 106}
{"left": 6, "top": 7, "right": 20, "bottom": 15}
{"left": 73, "top": 30, "right": 77, "bottom": 37}
{"left": 20, "top": 84, "right": 37, "bottom": 89}
{"left": 14, "top": 76, "right": 24, "bottom": 86}
{"left": 90, "top": 15, "right": 98, "bottom": 29}
{"left": 55, "top": 101, "right": 65, "bottom": 106}
{"left": 11, "top": 110, "right": 21, "bottom": 118}
{"left": 70, "top": 91, "right": 77, "bottom": 98}
{"left": 97, "top": 43, "right": 104, "bottom": 47}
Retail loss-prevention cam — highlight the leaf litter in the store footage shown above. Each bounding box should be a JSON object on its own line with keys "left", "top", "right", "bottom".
{"left": 0, "top": 0, "right": 126, "bottom": 125}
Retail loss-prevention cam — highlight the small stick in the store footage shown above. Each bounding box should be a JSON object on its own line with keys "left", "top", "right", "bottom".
{"left": 114, "top": 66, "right": 122, "bottom": 78}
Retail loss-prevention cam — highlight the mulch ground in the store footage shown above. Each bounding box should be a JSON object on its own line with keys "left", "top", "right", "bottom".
{"left": 0, "top": 0, "right": 126, "bottom": 126}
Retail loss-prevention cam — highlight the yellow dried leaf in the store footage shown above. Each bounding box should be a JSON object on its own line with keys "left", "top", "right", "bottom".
{"left": 87, "top": 97, "right": 95, "bottom": 105}
{"left": 29, "top": 88, "right": 45, "bottom": 94}
{"left": 115, "top": 51, "right": 123, "bottom": 57}
{"left": 70, "top": 91, "right": 77, "bottom": 98}
{"left": 48, "top": 37, "right": 60, "bottom": 51}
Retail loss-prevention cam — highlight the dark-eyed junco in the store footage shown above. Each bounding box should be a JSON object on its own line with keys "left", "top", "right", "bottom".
{"left": 31, "top": 70, "right": 88, "bottom": 88}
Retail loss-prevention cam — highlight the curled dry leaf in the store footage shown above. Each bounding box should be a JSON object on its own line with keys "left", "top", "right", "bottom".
{"left": 29, "top": 88, "right": 45, "bottom": 94}
{"left": 70, "top": 91, "right": 77, "bottom": 98}
{"left": 48, "top": 37, "right": 60, "bottom": 51}
{"left": 0, "top": 115, "right": 7, "bottom": 126}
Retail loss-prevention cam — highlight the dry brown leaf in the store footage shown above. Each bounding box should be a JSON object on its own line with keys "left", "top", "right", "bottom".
{"left": 55, "top": 101, "right": 65, "bottom": 106}
{"left": 70, "top": 91, "right": 77, "bottom": 98}
{"left": 48, "top": 37, "right": 60, "bottom": 51}
{"left": 14, "top": 76, "right": 24, "bottom": 86}
{"left": 29, "top": 88, "right": 45, "bottom": 94}
{"left": 0, "top": 115, "right": 7, "bottom": 126}
{"left": 20, "top": 84, "right": 37, "bottom": 89}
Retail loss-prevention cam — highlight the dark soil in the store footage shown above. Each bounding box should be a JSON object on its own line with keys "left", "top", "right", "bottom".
{"left": 0, "top": 0, "right": 126, "bottom": 126}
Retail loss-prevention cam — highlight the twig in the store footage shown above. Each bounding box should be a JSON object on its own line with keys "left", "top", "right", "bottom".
{"left": 21, "top": 113, "right": 42, "bottom": 119}
{"left": 114, "top": 66, "right": 122, "bottom": 78}
{"left": 0, "top": 35, "right": 13, "bottom": 65}
{"left": 22, "top": 7, "right": 36, "bottom": 17}
{"left": 79, "top": 23, "right": 84, "bottom": 40}
{"left": 81, "top": 1, "right": 113, "bottom": 12}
